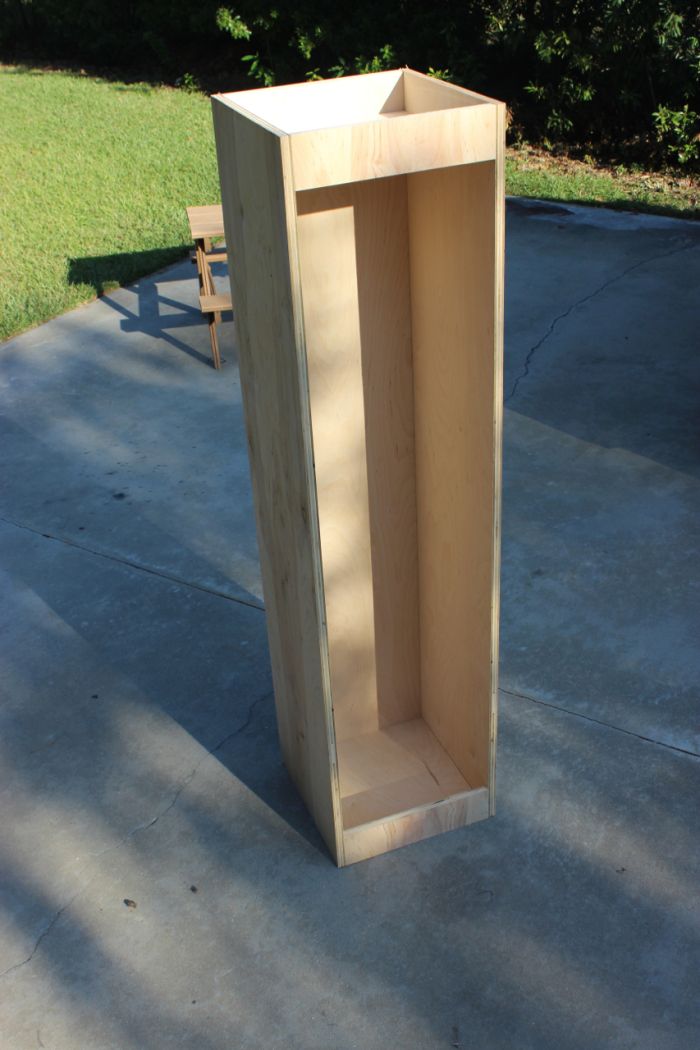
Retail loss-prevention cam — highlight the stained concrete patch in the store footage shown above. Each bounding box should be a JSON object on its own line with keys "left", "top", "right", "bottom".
{"left": 0, "top": 201, "right": 698, "bottom": 1048}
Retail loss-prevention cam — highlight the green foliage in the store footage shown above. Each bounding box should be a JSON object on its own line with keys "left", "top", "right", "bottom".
{"left": 175, "top": 71, "right": 201, "bottom": 93}
{"left": 491, "top": 1, "right": 698, "bottom": 157}
{"left": 207, "top": 0, "right": 699, "bottom": 169}
{"left": 653, "top": 104, "right": 700, "bottom": 165}
{"left": 242, "top": 52, "right": 275, "bottom": 86}
{"left": 1, "top": 0, "right": 699, "bottom": 169}
{"left": 216, "top": 8, "right": 252, "bottom": 40}
{"left": 427, "top": 68, "right": 455, "bottom": 83}
{"left": 329, "top": 45, "right": 397, "bottom": 79}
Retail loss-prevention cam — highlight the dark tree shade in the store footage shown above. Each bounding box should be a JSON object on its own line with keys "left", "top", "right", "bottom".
{"left": 1, "top": 0, "right": 698, "bottom": 167}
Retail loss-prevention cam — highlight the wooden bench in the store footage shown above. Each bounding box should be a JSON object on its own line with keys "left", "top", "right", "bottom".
{"left": 186, "top": 205, "right": 233, "bottom": 369}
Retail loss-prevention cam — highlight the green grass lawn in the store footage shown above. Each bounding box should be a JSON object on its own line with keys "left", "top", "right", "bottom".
{"left": 507, "top": 144, "right": 698, "bottom": 220}
{"left": 0, "top": 65, "right": 220, "bottom": 341}
{"left": 1, "top": 64, "right": 697, "bottom": 342}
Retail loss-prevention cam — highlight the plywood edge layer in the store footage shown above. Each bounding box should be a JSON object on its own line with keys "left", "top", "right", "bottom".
{"left": 488, "top": 101, "right": 507, "bottom": 818}
{"left": 341, "top": 787, "right": 490, "bottom": 866}
{"left": 279, "top": 136, "right": 346, "bottom": 865}
{"left": 212, "top": 93, "right": 286, "bottom": 137}
{"left": 290, "top": 104, "right": 498, "bottom": 191}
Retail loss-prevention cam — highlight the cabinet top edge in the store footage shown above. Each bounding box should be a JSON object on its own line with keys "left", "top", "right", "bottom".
{"left": 212, "top": 69, "right": 502, "bottom": 139}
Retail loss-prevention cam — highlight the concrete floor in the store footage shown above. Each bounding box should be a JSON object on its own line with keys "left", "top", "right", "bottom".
{"left": 0, "top": 200, "right": 698, "bottom": 1049}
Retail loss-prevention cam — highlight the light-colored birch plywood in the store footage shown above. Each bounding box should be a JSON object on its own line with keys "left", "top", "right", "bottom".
{"left": 212, "top": 69, "right": 504, "bottom": 865}
{"left": 211, "top": 100, "right": 343, "bottom": 863}
{"left": 295, "top": 177, "right": 420, "bottom": 741}
{"left": 408, "top": 161, "right": 498, "bottom": 793}
{"left": 338, "top": 718, "right": 472, "bottom": 828}
{"left": 343, "top": 787, "right": 490, "bottom": 867}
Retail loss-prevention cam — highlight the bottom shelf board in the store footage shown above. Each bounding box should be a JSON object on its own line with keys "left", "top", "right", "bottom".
{"left": 341, "top": 786, "right": 489, "bottom": 866}
{"left": 337, "top": 716, "right": 482, "bottom": 829}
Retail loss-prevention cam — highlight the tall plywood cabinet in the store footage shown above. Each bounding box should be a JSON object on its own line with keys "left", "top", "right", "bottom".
{"left": 212, "top": 69, "right": 504, "bottom": 865}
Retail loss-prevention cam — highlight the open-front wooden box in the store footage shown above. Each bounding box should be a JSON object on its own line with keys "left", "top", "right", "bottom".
{"left": 212, "top": 69, "right": 504, "bottom": 865}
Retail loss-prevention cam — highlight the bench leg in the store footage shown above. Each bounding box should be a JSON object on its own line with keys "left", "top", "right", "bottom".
{"left": 208, "top": 314, "right": 222, "bottom": 370}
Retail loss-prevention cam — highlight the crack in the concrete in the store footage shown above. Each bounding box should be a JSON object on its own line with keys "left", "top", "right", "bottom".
{"left": 0, "top": 512, "right": 265, "bottom": 614}
{"left": 505, "top": 239, "right": 697, "bottom": 403}
{"left": 86, "top": 690, "right": 271, "bottom": 860}
{"left": 0, "top": 691, "right": 271, "bottom": 981}
{"left": 0, "top": 894, "right": 79, "bottom": 980}
{"left": 502, "top": 687, "right": 700, "bottom": 759}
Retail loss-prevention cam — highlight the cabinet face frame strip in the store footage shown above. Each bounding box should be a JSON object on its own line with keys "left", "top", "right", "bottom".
{"left": 212, "top": 68, "right": 505, "bottom": 866}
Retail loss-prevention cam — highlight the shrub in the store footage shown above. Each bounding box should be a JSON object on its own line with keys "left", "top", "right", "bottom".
{"left": 1, "top": 0, "right": 698, "bottom": 170}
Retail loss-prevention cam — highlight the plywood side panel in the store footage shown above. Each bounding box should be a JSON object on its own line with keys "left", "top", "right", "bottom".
{"left": 295, "top": 185, "right": 378, "bottom": 741}
{"left": 408, "top": 161, "right": 500, "bottom": 791}
{"left": 489, "top": 104, "right": 506, "bottom": 814}
{"left": 296, "top": 178, "right": 420, "bottom": 740}
{"left": 211, "top": 99, "right": 342, "bottom": 862}
{"left": 403, "top": 69, "right": 488, "bottom": 112}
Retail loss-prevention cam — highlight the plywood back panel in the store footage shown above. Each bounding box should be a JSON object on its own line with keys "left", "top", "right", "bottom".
{"left": 353, "top": 178, "right": 421, "bottom": 733}
{"left": 408, "top": 161, "right": 500, "bottom": 790}
{"left": 296, "top": 176, "right": 421, "bottom": 740}
{"left": 212, "top": 99, "right": 343, "bottom": 861}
